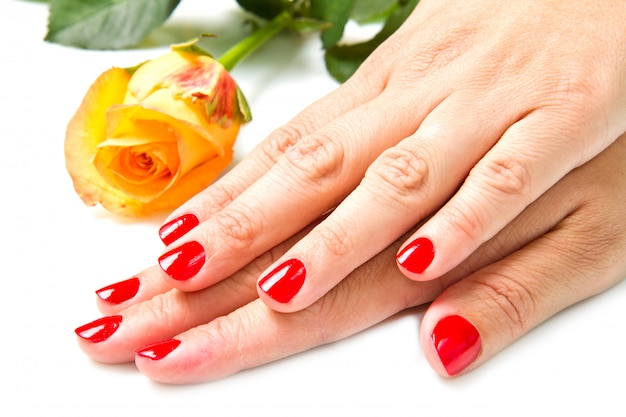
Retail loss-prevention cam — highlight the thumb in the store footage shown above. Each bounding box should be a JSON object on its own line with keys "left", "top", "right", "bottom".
{"left": 419, "top": 135, "right": 626, "bottom": 377}
{"left": 420, "top": 211, "right": 626, "bottom": 377}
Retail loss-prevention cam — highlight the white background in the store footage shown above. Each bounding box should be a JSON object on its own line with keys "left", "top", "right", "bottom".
{"left": 2, "top": 1, "right": 624, "bottom": 416}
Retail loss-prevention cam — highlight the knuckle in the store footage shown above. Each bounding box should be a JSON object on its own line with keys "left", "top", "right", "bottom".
{"left": 353, "top": 52, "right": 389, "bottom": 84}
{"left": 552, "top": 209, "right": 623, "bottom": 281}
{"left": 307, "top": 287, "right": 353, "bottom": 346}
{"left": 443, "top": 202, "right": 486, "bottom": 242}
{"left": 143, "top": 291, "right": 185, "bottom": 327}
{"left": 206, "top": 315, "right": 235, "bottom": 342}
{"left": 281, "top": 133, "right": 345, "bottom": 186}
{"left": 298, "top": 306, "right": 330, "bottom": 345}
{"left": 315, "top": 220, "right": 353, "bottom": 258}
{"left": 472, "top": 155, "right": 531, "bottom": 201}
{"left": 391, "top": 26, "right": 476, "bottom": 83}
{"left": 364, "top": 147, "right": 430, "bottom": 209}
{"left": 213, "top": 206, "right": 263, "bottom": 251}
{"left": 201, "top": 181, "right": 240, "bottom": 213}
{"left": 545, "top": 63, "right": 603, "bottom": 108}
{"left": 258, "top": 122, "right": 308, "bottom": 165}
{"left": 471, "top": 272, "right": 536, "bottom": 337}
{"left": 205, "top": 314, "right": 247, "bottom": 369}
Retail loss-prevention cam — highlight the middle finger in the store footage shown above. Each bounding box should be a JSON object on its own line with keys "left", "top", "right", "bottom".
{"left": 255, "top": 84, "right": 522, "bottom": 311}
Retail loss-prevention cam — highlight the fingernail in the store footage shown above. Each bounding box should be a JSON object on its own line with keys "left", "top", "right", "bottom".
{"left": 431, "top": 315, "right": 481, "bottom": 376}
{"left": 258, "top": 258, "right": 306, "bottom": 303}
{"left": 75, "top": 315, "right": 122, "bottom": 343}
{"left": 159, "top": 214, "right": 199, "bottom": 245}
{"left": 396, "top": 237, "right": 435, "bottom": 274}
{"left": 136, "top": 339, "right": 181, "bottom": 360}
{"left": 96, "top": 277, "right": 140, "bottom": 304}
{"left": 158, "top": 241, "right": 205, "bottom": 281}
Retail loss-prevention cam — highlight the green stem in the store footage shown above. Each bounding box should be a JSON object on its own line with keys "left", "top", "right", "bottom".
{"left": 218, "top": 11, "right": 292, "bottom": 71}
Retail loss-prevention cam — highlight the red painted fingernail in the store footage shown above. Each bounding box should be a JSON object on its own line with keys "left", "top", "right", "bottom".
{"left": 396, "top": 237, "right": 435, "bottom": 274}
{"left": 258, "top": 259, "right": 306, "bottom": 303}
{"left": 158, "top": 241, "right": 205, "bottom": 281}
{"left": 136, "top": 339, "right": 181, "bottom": 360}
{"left": 96, "top": 277, "right": 140, "bottom": 304}
{"left": 75, "top": 315, "right": 122, "bottom": 343}
{"left": 431, "top": 315, "right": 481, "bottom": 376}
{"left": 159, "top": 214, "right": 200, "bottom": 245}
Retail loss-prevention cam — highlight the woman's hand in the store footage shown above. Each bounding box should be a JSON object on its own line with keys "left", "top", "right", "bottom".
{"left": 153, "top": 0, "right": 626, "bottom": 313}
{"left": 75, "top": 134, "right": 626, "bottom": 383}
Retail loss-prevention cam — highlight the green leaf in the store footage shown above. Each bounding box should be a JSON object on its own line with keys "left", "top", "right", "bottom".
{"left": 324, "top": 0, "right": 419, "bottom": 83}
{"left": 351, "top": 0, "right": 397, "bottom": 24}
{"left": 324, "top": 41, "right": 378, "bottom": 84}
{"left": 235, "top": 0, "right": 291, "bottom": 20}
{"left": 45, "top": 0, "right": 181, "bottom": 49}
{"left": 310, "top": 0, "right": 356, "bottom": 49}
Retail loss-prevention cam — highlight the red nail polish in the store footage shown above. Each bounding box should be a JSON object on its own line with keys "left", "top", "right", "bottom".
{"left": 159, "top": 214, "right": 200, "bottom": 245}
{"left": 136, "top": 339, "right": 181, "bottom": 360}
{"left": 158, "top": 241, "right": 205, "bottom": 281}
{"left": 96, "top": 277, "right": 140, "bottom": 304}
{"left": 75, "top": 315, "right": 122, "bottom": 343}
{"left": 431, "top": 315, "right": 481, "bottom": 376}
{"left": 396, "top": 237, "right": 435, "bottom": 274}
{"left": 258, "top": 259, "right": 306, "bottom": 303}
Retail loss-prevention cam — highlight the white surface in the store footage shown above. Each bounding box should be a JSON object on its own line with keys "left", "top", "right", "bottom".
{"left": 2, "top": 1, "right": 624, "bottom": 416}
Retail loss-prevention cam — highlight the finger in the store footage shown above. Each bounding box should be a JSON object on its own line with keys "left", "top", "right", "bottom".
{"left": 83, "top": 133, "right": 615, "bottom": 380}
{"left": 132, "top": 144, "right": 609, "bottom": 385}
{"left": 397, "top": 108, "right": 618, "bottom": 282}
{"left": 95, "top": 265, "right": 172, "bottom": 316}
{"left": 254, "top": 87, "right": 522, "bottom": 312}
{"left": 76, "top": 251, "right": 263, "bottom": 364}
{"left": 135, "top": 238, "right": 441, "bottom": 384}
{"left": 83, "top": 186, "right": 555, "bottom": 379}
{"left": 157, "top": 72, "right": 385, "bottom": 246}
{"left": 420, "top": 139, "right": 626, "bottom": 377}
{"left": 156, "top": 88, "right": 435, "bottom": 291}
{"left": 422, "top": 219, "right": 626, "bottom": 377}
{"left": 76, "top": 221, "right": 318, "bottom": 363}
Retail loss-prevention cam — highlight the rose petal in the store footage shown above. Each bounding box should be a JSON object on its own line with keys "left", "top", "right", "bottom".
{"left": 65, "top": 56, "right": 242, "bottom": 217}
{"left": 128, "top": 51, "right": 243, "bottom": 126}
{"left": 147, "top": 145, "right": 234, "bottom": 212}
{"left": 106, "top": 103, "right": 222, "bottom": 175}
{"left": 93, "top": 140, "right": 177, "bottom": 200}
{"left": 126, "top": 51, "right": 214, "bottom": 102}
{"left": 65, "top": 68, "right": 144, "bottom": 214}
{"left": 127, "top": 89, "right": 225, "bottom": 151}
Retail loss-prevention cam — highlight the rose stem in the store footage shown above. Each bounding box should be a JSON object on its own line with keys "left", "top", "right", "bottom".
{"left": 218, "top": 10, "right": 293, "bottom": 72}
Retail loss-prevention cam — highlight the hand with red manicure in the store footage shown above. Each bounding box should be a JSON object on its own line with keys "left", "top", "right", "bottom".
{"left": 145, "top": 0, "right": 626, "bottom": 318}
{"left": 75, "top": 135, "right": 626, "bottom": 382}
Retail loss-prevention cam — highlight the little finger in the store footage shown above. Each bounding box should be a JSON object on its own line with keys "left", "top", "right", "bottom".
{"left": 397, "top": 111, "right": 619, "bottom": 281}
{"left": 420, "top": 137, "right": 626, "bottom": 376}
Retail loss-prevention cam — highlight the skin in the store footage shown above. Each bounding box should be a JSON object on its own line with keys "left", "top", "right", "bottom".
{"left": 76, "top": 0, "right": 626, "bottom": 382}
{"left": 76, "top": 133, "right": 626, "bottom": 383}
{"left": 152, "top": 0, "right": 626, "bottom": 316}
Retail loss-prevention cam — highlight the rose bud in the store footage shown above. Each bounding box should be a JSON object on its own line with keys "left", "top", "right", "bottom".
{"left": 65, "top": 40, "right": 251, "bottom": 216}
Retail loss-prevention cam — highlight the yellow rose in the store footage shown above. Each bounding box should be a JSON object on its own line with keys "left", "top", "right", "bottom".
{"left": 65, "top": 41, "right": 251, "bottom": 216}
